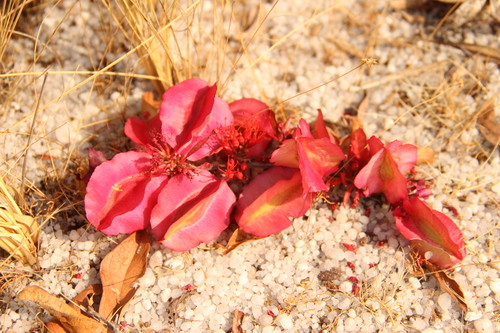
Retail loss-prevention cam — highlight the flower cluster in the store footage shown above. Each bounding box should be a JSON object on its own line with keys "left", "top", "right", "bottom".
{"left": 85, "top": 78, "right": 466, "bottom": 268}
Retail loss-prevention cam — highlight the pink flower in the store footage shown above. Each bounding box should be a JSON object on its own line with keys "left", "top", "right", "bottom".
{"left": 270, "top": 115, "right": 345, "bottom": 196}
{"left": 393, "top": 198, "right": 466, "bottom": 268}
{"left": 85, "top": 79, "right": 236, "bottom": 250}
{"left": 353, "top": 136, "right": 417, "bottom": 205}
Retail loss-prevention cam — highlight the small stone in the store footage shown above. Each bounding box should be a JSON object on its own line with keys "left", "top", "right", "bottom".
{"left": 337, "top": 297, "right": 352, "bottom": 310}
{"left": 193, "top": 270, "right": 205, "bottom": 283}
{"left": 489, "top": 279, "right": 500, "bottom": 293}
{"left": 278, "top": 314, "right": 293, "bottom": 329}
{"left": 258, "top": 314, "right": 274, "bottom": 325}
{"left": 438, "top": 293, "right": 452, "bottom": 311}
{"left": 474, "top": 318, "right": 493, "bottom": 332}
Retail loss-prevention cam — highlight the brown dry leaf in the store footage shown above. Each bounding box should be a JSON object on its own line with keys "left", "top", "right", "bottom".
{"left": 218, "top": 228, "right": 261, "bottom": 255}
{"left": 231, "top": 309, "right": 246, "bottom": 333}
{"left": 425, "top": 261, "right": 468, "bottom": 312}
{"left": 99, "top": 230, "right": 151, "bottom": 321}
{"left": 141, "top": 92, "right": 161, "bottom": 119}
{"left": 417, "top": 146, "right": 437, "bottom": 164}
{"left": 477, "top": 106, "right": 500, "bottom": 146}
{"left": 47, "top": 284, "right": 104, "bottom": 333}
{"left": 18, "top": 286, "right": 109, "bottom": 333}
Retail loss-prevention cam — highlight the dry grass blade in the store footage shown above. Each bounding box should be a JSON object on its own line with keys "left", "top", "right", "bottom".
{"left": 104, "top": 0, "right": 204, "bottom": 95}
{"left": 0, "top": 0, "right": 30, "bottom": 70}
{"left": 0, "top": 175, "right": 39, "bottom": 265}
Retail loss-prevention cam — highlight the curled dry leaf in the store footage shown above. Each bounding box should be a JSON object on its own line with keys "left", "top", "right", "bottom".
{"left": 47, "top": 284, "right": 103, "bottom": 333}
{"left": 232, "top": 309, "right": 246, "bottom": 333}
{"left": 425, "top": 260, "right": 468, "bottom": 312}
{"left": 18, "top": 286, "right": 110, "bottom": 333}
{"left": 477, "top": 102, "right": 500, "bottom": 146}
{"left": 99, "top": 230, "right": 151, "bottom": 321}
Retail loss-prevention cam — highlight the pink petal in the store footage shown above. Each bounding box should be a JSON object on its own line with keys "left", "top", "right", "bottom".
{"left": 348, "top": 128, "right": 369, "bottom": 168}
{"left": 236, "top": 167, "right": 313, "bottom": 237}
{"left": 295, "top": 137, "right": 345, "bottom": 195}
{"left": 85, "top": 151, "right": 169, "bottom": 235}
{"left": 367, "top": 136, "right": 384, "bottom": 156}
{"left": 270, "top": 139, "right": 299, "bottom": 168}
{"left": 353, "top": 147, "right": 408, "bottom": 204}
{"left": 159, "top": 79, "right": 233, "bottom": 160}
{"left": 393, "top": 198, "right": 466, "bottom": 268}
{"left": 150, "top": 170, "right": 236, "bottom": 252}
{"left": 124, "top": 115, "right": 161, "bottom": 153}
{"left": 386, "top": 141, "right": 418, "bottom": 174}
{"left": 312, "top": 110, "right": 330, "bottom": 140}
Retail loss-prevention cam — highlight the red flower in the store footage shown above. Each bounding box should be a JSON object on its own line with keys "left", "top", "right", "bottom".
{"left": 85, "top": 79, "right": 236, "bottom": 251}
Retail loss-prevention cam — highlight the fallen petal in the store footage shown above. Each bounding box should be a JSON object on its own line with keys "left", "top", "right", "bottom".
{"left": 159, "top": 79, "right": 233, "bottom": 160}
{"left": 393, "top": 198, "right": 466, "bottom": 268}
{"left": 85, "top": 151, "right": 169, "bottom": 234}
{"left": 236, "top": 167, "right": 313, "bottom": 237}
{"left": 151, "top": 170, "right": 236, "bottom": 252}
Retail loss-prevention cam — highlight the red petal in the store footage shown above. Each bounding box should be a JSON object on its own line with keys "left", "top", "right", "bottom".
{"left": 85, "top": 151, "right": 169, "bottom": 234}
{"left": 150, "top": 170, "right": 236, "bottom": 251}
{"left": 236, "top": 167, "right": 313, "bottom": 237}
{"left": 393, "top": 198, "right": 466, "bottom": 268}
{"left": 124, "top": 115, "right": 161, "bottom": 153}
{"left": 386, "top": 141, "right": 418, "bottom": 174}
{"left": 367, "top": 136, "right": 384, "bottom": 156}
{"left": 354, "top": 147, "right": 408, "bottom": 204}
{"left": 270, "top": 139, "right": 299, "bottom": 168}
{"left": 159, "top": 79, "right": 233, "bottom": 160}
{"left": 296, "top": 137, "right": 345, "bottom": 195}
{"left": 312, "top": 110, "right": 330, "bottom": 140}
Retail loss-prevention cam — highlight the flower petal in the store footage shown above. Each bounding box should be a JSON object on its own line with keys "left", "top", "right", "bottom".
{"left": 354, "top": 147, "right": 408, "bottom": 204}
{"left": 236, "top": 167, "right": 313, "bottom": 237}
{"left": 85, "top": 151, "right": 169, "bottom": 235}
{"left": 393, "top": 198, "right": 466, "bottom": 268}
{"left": 150, "top": 170, "right": 236, "bottom": 252}
{"left": 296, "top": 137, "right": 345, "bottom": 195}
{"left": 159, "top": 78, "right": 233, "bottom": 160}
{"left": 124, "top": 115, "right": 161, "bottom": 153}
{"left": 270, "top": 139, "right": 299, "bottom": 168}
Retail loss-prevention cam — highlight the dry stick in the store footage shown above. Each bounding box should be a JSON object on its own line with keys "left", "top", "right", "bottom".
{"left": 20, "top": 72, "right": 48, "bottom": 203}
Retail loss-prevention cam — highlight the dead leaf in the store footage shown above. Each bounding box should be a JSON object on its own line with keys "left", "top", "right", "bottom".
{"left": 18, "top": 286, "right": 110, "bottom": 333}
{"left": 47, "top": 284, "right": 104, "bottom": 333}
{"left": 425, "top": 261, "right": 468, "bottom": 312}
{"left": 217, "top": 228, "right": 261, "bottom": 255}
{"left": 417, "top": 146, "right": 437, "bottom": 164}
{"left": 477, "top": 104, "right": 500, "bottom": 146}
{"left": 99, "top": 230, "right": 151, "bottom": 321}
{"left": 231, "top": 309, "right": 246, "bottom": 333}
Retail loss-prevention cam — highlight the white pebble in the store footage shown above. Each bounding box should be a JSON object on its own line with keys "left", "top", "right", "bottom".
{"left": 337, "top": 297, "right": 352, "bottom": 310}
{"left": 258, "top": 314, "right": 274, "bottom": 325}
{"left": 278, "top": 314, "right": 294, "bottom": 329}
{"left": 490, "top": 279, "right": 500, "bottom": 293}
{"left": 193, "top": 270, "right": 205, "bottom": 283}
{"left": 438, "top": 293, "right": 452, "bottom": 311}
{"left": 474, "top": 318, "right": 493, "bottom": 332}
